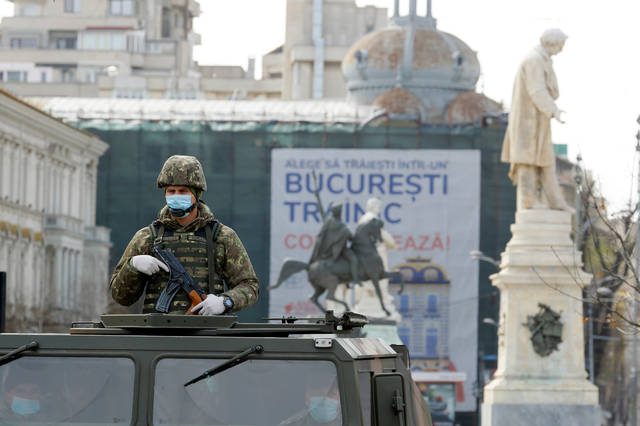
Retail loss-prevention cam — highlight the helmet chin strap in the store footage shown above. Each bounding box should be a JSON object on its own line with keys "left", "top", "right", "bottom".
{"left": 169, "top": 202, "right": 196, "bottom": 218}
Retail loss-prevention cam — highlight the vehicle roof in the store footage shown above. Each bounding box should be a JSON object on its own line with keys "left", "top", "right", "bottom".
{"left": 0, "top": 312, "right": 399, "bottom": 360}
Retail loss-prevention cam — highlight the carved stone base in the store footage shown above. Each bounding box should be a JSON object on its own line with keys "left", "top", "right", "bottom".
{"left": 482, "top": 402, "right": 600, "bottom": 426}
{"left": 482, "top": 209, "right": 598, "bottom": 424}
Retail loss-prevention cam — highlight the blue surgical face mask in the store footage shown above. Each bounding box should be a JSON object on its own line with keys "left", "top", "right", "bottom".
{"left": 166, "top": 194, "right": 194, "bottom": 218}
{"left": 309, "top": 396, "right": 338, "bottom": 423}
{"left": 12, "top": 396, "right": 41, "bottom": 416}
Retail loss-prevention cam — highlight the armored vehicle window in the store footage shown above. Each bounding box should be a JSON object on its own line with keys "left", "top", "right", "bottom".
{"left": 154, "top": 358, "right": 343, "bottom": 425}
{"left": 358, "top": 372, "right": 372, "bottom": 426}
{"left": 0, "top": 356, "right": 134, "bottom": 424}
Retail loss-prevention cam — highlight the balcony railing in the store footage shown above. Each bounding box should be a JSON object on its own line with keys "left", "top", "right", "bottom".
{"left": 145, "top": 39, "right": 177, "bottom": 55}
{"left": 44, "top": 215, "right": 83, "bottom": 235}
{"left": 84, "top": 226, "right": 111, "bottom": 244}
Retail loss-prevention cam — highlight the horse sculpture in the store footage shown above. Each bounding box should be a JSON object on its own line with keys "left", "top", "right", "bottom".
{"left": 268, "top": 216, "right": 401, "bottom": 316}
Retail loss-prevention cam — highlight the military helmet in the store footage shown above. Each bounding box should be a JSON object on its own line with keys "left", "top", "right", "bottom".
{"left": 157, "top": 155, "right": 207, "bottom": 191}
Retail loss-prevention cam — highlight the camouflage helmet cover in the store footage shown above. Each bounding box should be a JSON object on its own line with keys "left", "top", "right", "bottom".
{"left": 157, "top": 155, "right": 207, "bottom": 191}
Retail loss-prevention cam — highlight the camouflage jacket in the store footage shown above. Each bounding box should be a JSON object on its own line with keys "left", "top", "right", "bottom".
{"left": 109, "top": 202, "right": 259, "bottom": 312}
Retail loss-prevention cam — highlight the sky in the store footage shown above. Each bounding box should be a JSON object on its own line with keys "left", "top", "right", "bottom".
{"left": 0, "top": 0, "right": 638, "bottom": 210}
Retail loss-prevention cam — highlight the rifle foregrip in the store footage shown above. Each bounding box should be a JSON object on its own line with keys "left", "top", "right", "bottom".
{"left": 186, "top": 291, "right": 207, "bottom": 315}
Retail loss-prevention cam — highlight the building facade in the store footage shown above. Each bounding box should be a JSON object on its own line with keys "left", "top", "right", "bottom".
{"left": 280, "top": 0, "right": 388, "bottom": 99}
{"left": 0, "top": 0, "right": 389, "bottom": 100}
{"left": 0, "top": 90, "right": 110, "bottom": 332}
{"left": 0, "top": 0, "right": 202, "bottom": 99}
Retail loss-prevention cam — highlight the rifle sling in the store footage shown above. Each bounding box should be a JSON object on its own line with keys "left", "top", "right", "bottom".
{"left": 205, "top": 221, "right": 223, "bottom": 292}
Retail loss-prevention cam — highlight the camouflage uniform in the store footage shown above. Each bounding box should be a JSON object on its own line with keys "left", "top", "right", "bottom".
{"left": 109, "top": 155, "right": 259, "bottom": 313}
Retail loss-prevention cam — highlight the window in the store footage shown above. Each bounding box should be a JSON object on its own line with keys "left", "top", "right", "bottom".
{"left": 84, "top": 70, "right": 97, "bottom": 83}
{"left": 10, "top": 38, "right": 37, "bottom": 48}
{"left": 161, "top": 7, "right": 171, "bottom": 38}
{"left": 358, "top": 372, "right": 372, "bottom": 426}
{"left": 427, "top": 294, "right": 437, "bottom": 313}
{"left": 110, "top": 0, "right": 134, "bottom": 16}
{"left": 41, "top": 71, "right": 47, "bottom": 83}
{"left": 18, "top": 5, "right": 42, "bottom": 16}
{"left": 64, "top": 0, "right": 81, "bottom": 13}
{"left": 56, "top": 38, "right": 76, "bottom": 49}
{"left": 0, "top": 356, "right": 134, "bottom": 424}
{"left": 0, "top": 72, "right": 4, "bottom": 81}
{"left": 426, "top": 331, "right": 438, "bottom": 358}
{"left": 154, "top": 358, "right": 342, "bottom": 425}
{"left": 61, "top": 68, "right": 76, "bottom": 82}
{"left": 7, "top": 71, "right": 22, "bottom": 82}
{"left": 51, "top": 31, "right": 78, "bottom": 49}
{"left": 79, "top": 31, "right": 127, "bottom": 51}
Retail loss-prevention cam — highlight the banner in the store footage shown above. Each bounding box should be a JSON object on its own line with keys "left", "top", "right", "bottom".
{"left": 269, "top": 148, "right": 480, "bottom": 411}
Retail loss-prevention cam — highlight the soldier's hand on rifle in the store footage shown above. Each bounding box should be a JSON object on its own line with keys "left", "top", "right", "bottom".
{"left": 192, "top": 294, "right": 225, "bottom": 315}
{"left": 131, "top": 255, "right": 169, "bottom": 275}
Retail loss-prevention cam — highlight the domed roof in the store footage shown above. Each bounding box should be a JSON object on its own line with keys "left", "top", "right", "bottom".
{"left": 445, "top": 91, "right": 503, "bottom": 125}
{"left": 342, "top": 26, "right": 480, "bottom": 94}
{"left": 372, "top": 87, "right": 427, "bottom": 121}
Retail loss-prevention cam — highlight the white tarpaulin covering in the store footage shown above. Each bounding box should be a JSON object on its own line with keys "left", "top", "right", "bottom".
{"left": 269, "top": 148, "right": 480, "bottom": 411}
{"left": 24, "top": 97, "right": 383, "bottom": 124}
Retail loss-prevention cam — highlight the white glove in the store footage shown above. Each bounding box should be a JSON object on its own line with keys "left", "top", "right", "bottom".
{"left": 131, "top": 255, "right": 169, "bottom": 275}
{"left": 192, "top": 294, "right": 225, "bottom": 316}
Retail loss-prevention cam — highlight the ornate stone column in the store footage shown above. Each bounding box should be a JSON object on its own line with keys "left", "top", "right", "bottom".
{"left": 482, "top": 210, "right": 599, "bottom": 425}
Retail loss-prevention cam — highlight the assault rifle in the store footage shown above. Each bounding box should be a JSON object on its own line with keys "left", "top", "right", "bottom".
{"left": 152, "top": 247, "right": 207, "bottom": 314}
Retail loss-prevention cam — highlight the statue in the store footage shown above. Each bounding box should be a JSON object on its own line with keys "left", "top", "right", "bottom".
{"left": 268, "top": 182, "right": 399, "bottom": 315}
{"left": 353, "top": 198, "right": 401, "bottom": 321}
{"left": 501, "top": 28, "right": 573, "bottom": 212}
{"left": 310, "top": 194, "right": 361, "bottom": 288}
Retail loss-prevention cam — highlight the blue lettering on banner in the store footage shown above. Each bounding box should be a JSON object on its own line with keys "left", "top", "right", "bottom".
{"left": 389, "top": 174, "right": 403, "bottom": 195}
{"left": 286, "top": 174, "right": 302, "bottom": 193}
{"left": 304, "top": 201, "right": 321, "bottom": 223}
{"left": 327, "top": 173, "right": 344, "bottom": 194}
{"left": 284, "top": 172, "right": 450, "bottom": 196}
{"left": 346, "top": 174, "right": 364, "bottom": 194}
{"left": 369, "top": 174, "right": 385, "bottom": 194}
{"left": 284, "top": 201, "right": 300, "bottom": 221}
{"left": 385, "top": 203, "right": 401, "bottom": 224}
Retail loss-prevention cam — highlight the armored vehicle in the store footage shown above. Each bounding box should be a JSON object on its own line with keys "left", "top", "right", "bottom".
{"left": 0, "top": 311, "right": 432, "bottom": 426}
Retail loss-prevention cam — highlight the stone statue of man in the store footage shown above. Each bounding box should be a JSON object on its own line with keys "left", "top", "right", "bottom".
{"left": 501, "top": 28, "right": 573, "bottom": 212}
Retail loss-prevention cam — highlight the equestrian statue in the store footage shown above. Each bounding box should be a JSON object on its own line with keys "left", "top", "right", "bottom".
{"left": 268, "top": 180, "right": 400, "bottom": 315}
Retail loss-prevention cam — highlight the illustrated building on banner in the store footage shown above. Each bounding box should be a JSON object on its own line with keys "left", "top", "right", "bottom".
{"left": 391, "top": 257, "right": 451, "bottom": 371}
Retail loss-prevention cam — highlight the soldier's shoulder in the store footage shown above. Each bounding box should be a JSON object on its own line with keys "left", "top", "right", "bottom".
{"left": 127, "top": 226, "right": 153, "bottom": 247}
{"left": 215, "top": 222, "right": 239, "bottom": 240}
{"left": 130, "top": 225, "right": 153, "bottom": 240}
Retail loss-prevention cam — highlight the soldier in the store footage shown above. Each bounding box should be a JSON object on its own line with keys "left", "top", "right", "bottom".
{"left": 278, "top": 379, "right": 342, "bottom": 425}
{"left": 109, "top": 155, "right": 259, "bottom": 315}
{"left": 309, "top": 203, "right": 361, "bottom": 287}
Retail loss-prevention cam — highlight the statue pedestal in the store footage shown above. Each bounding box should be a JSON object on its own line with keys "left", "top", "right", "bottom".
{"left": 354, "top": 279, "right": 402, "bottom": 323}
{"left": 482, "top": 210, "right": 599, "bottom": 426}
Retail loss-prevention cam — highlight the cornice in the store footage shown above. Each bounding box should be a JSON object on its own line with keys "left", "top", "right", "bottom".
{"left": 0, "top": 93, "right": 109, "bottom": 159}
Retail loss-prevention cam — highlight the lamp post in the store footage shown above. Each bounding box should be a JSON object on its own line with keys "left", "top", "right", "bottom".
{"left": 470, "top": 250, "right": 500, "bottom": 270}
